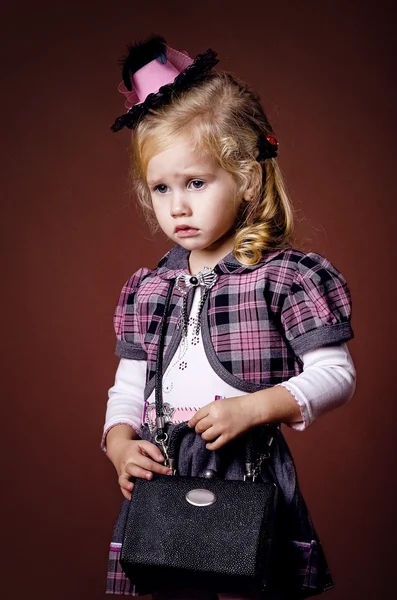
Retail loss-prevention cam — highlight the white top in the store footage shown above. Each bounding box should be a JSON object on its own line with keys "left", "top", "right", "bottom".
{"left": 103, "top": 287, "right": 356, "bottom": 447}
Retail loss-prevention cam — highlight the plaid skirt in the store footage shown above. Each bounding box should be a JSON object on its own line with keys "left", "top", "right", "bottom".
{"left": 105, "top": 425, "right": 334, "bottom": 598}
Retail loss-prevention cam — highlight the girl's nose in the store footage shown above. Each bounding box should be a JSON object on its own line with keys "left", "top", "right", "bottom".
{"left": 170, "top": 192, "right": 192, "bottom": 217}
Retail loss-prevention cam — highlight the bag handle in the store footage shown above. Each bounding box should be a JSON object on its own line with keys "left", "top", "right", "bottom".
{"left": 153, "top": 279, "right": 275, "bottom": 479}
{"left": 154, "top": 280, "right": 175, "bottom": 442}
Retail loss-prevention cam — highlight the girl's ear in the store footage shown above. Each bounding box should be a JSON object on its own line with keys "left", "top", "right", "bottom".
{"left": 243, "top": 162, "right": 262, "bottom": 201}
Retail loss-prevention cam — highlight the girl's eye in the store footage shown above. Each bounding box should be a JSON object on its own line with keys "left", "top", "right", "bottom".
{"left": 189, "top": 180, "right": 205, "bottom": 189}
{"left": 153, "top": 184, "right": 168, "bottom": 194}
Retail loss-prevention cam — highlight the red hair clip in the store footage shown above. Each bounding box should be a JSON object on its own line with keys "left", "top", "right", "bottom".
{"left": 258, "top": 133, "right": 279, "bottom": 160}
{"left": 265, "top": 134, "right": 278, "bottom": 147}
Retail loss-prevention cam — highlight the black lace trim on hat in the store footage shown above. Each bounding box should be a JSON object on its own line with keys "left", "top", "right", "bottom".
{"left": 111, "top": 48, "right": 219, "bottom": 133}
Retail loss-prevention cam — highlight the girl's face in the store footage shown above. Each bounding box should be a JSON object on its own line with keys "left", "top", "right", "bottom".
{"left": 146, "top": 139, "right": 243, "bottom": 261}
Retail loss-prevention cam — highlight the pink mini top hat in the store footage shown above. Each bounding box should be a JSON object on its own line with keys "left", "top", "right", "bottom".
{"left": 111, "top": 35, "right": 219, "bottom": 132}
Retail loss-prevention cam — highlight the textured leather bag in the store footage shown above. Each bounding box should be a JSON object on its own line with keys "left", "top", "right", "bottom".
{"left": 120, "top": 281, "right": 279, "bottom": 596}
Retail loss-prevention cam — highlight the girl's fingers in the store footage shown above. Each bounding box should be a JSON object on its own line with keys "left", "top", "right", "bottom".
{"left": 125, "top": 457, "right": 172, "bottom": 476}
{"left": 200, "top": 425, "right": 220, "bottom": 442}
{"left": 188, "top": 406, "right": 210, "bottom": 428}
{"left": 138, "top": 440, "right": 166, "bottom": 463}
{"left": 118, "top": 472, "right": 135, "bottom": 490}
{"left": 206, "top": 435, "right": 227, "bottom": 451}
{"left": 194, "top": 416, "right": 213, "bottom": 434}
{"left": 121, "top": 487, "right": 132, "bottom": 501}
{"left": 123, "top": 465, "right": 154, "bottom": 480}
{"left": 118, "top": 473, "right": 134, "bottom": 500}
{"left": 118, "top": 460, "right": 173, "bottom": 499}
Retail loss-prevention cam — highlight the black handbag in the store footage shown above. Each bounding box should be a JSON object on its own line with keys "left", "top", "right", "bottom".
{"left": 120, "top": 281, "right": 279, "bottom": 597}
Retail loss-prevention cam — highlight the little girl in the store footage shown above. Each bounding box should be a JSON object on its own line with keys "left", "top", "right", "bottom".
{"left": 102, "top": 35, "right": 356, "bottom": 600}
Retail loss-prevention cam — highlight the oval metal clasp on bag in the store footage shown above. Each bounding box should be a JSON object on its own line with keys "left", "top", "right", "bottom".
{"left": 185, "top": 488, "right": 216, "bottom": 507}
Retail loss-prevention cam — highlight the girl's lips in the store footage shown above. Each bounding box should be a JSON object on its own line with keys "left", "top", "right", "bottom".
{"left": 175, "top": 228, "right": 199, "bottom": 238}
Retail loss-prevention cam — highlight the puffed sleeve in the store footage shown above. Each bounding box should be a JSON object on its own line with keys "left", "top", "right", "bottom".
{"left": 114, "top": 267, "right": 151, "bottom": 359}
{"left": 280, "top": 252, "right": 354, "bottom": 355}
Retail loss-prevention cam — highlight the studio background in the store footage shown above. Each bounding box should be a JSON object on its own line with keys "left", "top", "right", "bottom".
{"left": 1, "top": 1, "right": 395, "bottom": 599}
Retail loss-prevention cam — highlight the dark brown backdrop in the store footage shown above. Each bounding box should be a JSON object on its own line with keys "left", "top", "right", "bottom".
{"left": 1, "top": 1, "right": 396, "bottom": 599}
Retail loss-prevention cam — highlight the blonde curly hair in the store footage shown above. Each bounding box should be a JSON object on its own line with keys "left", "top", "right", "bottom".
{"left": 129, "top": 71, "right": 294, "bottom": 265}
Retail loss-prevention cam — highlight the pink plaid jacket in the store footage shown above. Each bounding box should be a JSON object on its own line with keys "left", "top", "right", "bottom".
{"left": 113, "top": 245, "right": 353, "bottom": 400}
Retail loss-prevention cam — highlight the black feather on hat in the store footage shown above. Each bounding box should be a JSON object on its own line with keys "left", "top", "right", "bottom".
{"left": 121, "top": 35, "right": 167, "bottom": 91}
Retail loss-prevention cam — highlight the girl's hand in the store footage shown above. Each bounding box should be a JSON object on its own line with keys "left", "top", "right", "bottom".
{"left": 188, "top": 396, "right": 260, "bottom": 450}
{"left": 110, "top": 439, "right": 173, "bottom": 500}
